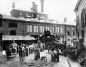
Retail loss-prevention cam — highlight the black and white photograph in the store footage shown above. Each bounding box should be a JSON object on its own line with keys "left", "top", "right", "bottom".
{"left": 0, "top": 0, "right": 85, "bottom": 67}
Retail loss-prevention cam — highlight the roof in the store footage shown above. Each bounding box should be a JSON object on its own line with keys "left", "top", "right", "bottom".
{"left": 11, "top": 9, "right": 47, "bottom": 15}
{"left": 11, "top": 9, "right": 34, "bottom": 14}
{"left": 0, "top": 13, "right": 25, "bottom": 21}
{"left": 74, "top": 0, "right": 82, "bottom": 12}
{"left": 57, "top": 21, "right": 76, "bottom": 26}
{"left": 11, "top": 9, "right": 48, "bottom": 19}
{"left": 0, "top": 13, "right": 76, "bottom": 26}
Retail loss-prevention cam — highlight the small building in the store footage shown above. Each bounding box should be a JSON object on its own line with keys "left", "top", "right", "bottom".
{"left": 10, "top": 9, "right": 48, "bottom": 21}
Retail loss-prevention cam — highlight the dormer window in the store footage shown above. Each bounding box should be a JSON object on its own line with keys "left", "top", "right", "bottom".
{"left": 32, "top": 14, "right": 34, "bottom": 18}
{"left": 26, "top": 13, "right": 31, "bottom": 18}
{"left": 37, "top": 15, "right": 39, "bottom": 18}
{"left": 20, "top": 12, "right": 22, "bottom": 16}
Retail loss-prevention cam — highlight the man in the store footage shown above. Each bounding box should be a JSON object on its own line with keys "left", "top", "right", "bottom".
{"left": 12, "top": 41, "right": 17, "bottom": 54}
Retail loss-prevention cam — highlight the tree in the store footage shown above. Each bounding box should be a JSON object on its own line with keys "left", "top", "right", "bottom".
{"left": 40, "top": 30, "right": 55, "bottom": 43}
{"left": 39, "top": 30, "right": 55, "bottom": 52}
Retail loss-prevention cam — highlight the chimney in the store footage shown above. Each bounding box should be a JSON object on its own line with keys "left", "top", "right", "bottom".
{"left": 40, "top": 0, "right": 44, "bottom": 13}
{"left": 12, "top": 0, "right": 16, "bottom": 9}
{"left": 12, "top": 2, "right": 15, "bottom": 9}
{"left": 31, "top": 2, "right": 38, "bottom": 12}
{"left": 64, "top": 17, "right": 67, "bottom": 22}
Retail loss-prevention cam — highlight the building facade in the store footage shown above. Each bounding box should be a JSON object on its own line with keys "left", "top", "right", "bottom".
{"left": 74, "top": 0, "right": 86, "bottom": 48}
{"left": 0, "top": 9, "right": 76, "bottom": 50}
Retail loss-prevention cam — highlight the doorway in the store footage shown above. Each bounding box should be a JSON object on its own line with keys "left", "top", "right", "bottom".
{"left": 0, "top": 33, "right": 2, "bottom": 51}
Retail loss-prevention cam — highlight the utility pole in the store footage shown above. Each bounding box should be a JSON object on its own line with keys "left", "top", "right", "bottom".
{"left": 65, "top": 25, "right": 67, "bottom": 45}
{"left": 64, "top": 17, "right": 67, "bottom": 45}
{"left": 40, "top": 0, "right": 44, "bottom": 13}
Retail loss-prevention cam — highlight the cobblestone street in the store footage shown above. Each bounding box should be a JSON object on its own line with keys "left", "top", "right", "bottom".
{"left": 0, "top": 50, "right": 81, "bottom": 67}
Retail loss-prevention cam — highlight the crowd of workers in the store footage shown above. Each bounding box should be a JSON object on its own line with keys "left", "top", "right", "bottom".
{"left": 5, "top": 41, "right": 45, "bottom": 62}
{"left": 4, "top": 38, "right": 86, "bottom": 67}
{"left": 5, "top": 40, "right": 66, "bottom": 63}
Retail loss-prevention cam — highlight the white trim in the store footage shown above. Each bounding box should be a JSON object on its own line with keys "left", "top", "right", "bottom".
{"left": 2, "top": 35, "right": 35, "bottom": 40}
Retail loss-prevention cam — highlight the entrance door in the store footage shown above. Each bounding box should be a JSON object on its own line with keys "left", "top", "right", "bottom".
{"left": 81, "top": 30, "right": 84, "bottom": 42}
{"left": 0, "top": 33, "right": 2, "bottom": 51}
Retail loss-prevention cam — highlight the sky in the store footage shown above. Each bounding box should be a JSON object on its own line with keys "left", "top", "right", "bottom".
{"left": 0, "top": 0, "right": 78, "bottom": 24}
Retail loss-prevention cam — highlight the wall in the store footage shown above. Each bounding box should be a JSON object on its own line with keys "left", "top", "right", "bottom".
{"left": 2, "top": 20, "right": 24, "bottom": 36}
{"left": 75, "top": 0, "right": 86, "bottom": 47}
{"left": 1, "top": 18, "right": 76, "bottom": 44}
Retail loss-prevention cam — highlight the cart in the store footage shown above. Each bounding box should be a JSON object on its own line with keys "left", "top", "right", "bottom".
{"left": 34, "top": 49, "right": 40, "bottom": 60}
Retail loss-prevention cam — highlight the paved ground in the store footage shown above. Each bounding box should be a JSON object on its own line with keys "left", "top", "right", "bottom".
{"left": 0, "top": 50, "right": 81, "bottom": 67}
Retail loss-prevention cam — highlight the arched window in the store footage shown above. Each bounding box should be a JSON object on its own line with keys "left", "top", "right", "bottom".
{"left": 81, "top": 9, "right": 86, "bottom": 27}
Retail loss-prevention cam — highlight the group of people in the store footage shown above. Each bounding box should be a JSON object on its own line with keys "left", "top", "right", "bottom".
{"left": 18, "top": 44, "right": 28, "bottom": 62}
{"left": 6, "top": 41, "right": 29, "bottom": 62}
{"left": 6, "top": 41, "right": 17, "bottom": 60}
{"left": 5, "top": 40, "right": 46, "bottom": 62}
{"left": 18, "top": 41, "right": 45, "bottom": 62}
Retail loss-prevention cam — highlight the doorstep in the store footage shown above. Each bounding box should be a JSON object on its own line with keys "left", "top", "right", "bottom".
{"left": 0, "top": 52, "right": 7, "bottom": 63}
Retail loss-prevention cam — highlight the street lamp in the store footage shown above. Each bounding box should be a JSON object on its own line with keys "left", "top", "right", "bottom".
{"left": 64, "top": 17, "right": 67, "bottom": 45}
{"left": 64, "top": 24, "right": 67, "bottom": 45}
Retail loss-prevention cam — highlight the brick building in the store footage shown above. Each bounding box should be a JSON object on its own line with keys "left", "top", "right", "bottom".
{"left": 0, "top": 9, "right": 76, "bottom": 50}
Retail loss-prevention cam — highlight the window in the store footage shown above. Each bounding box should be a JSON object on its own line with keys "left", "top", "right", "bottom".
{"left": 0, "top": 33, "right": 2, "bottom": 40}
{"left": 81, "top": 9, "right": 86, "bottom": 27}
{"left": 20, "top": 12, "right": 22, "bottom": 16}
{"left": 55, "top": 27, "right": 59, "bottom": 33}
{"left": 73, "top": 31, "right": 75, "bottom": 36}
{"left": 9, "top": 22, "right": 17, "bottom": 28}
{"left": 78, "top": 33, "right": 79, "bottom": 39}
{"left": 50, "top": 26, "right": 52, "bottom": 33}
{"left": 40, "top": 26, "right": 44, "bottom": 33}
{"left": 45, "top": 26, "right": 50, "bottom": 31}
{"left": 67, "top": 30, "right": 70, "bottom": 36}
{"left": 32, "top": 14, "right": 34, "bottom": 18}
{"left": 76, "top": 16, "right": 79, "bottom": 26}
{"left": 81, "top": 30, "right": 84, "bottom": 40}
{"left": 60, "top": 26, "right": 64, "bottom": 33}
{"left": 0, "top": 33, "right": 2, "bottom": 47}
{"left": 27, "top": 25, "right": 32, "bottom": 32}
{"left": 37, "top": 15, "right": 39, "bottom": 18}
{"left": 10, "top": 30, "right": 16, "bottom": 35}
{"left": 50, "top": 26, "right": 54, "bottom": 33}
{"left": 52, "top": 27, "right": 55, "bottom": 33}
{"left": 47, "top": 26, "right": 50, "bottom": 31}
{"left": 81, "top": 10, "right": 84, "bottom": 27}
{"left": 26, "top": 13, "right": 31, "bottom": 18}
{"left": 33, "top": 25, "right": 38, "bottom": 32}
